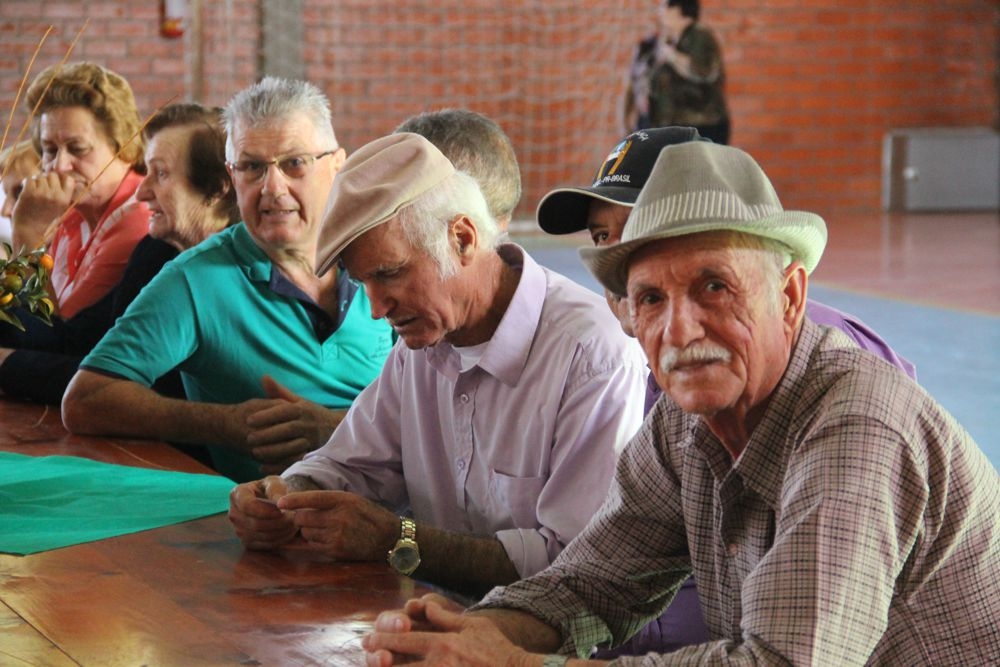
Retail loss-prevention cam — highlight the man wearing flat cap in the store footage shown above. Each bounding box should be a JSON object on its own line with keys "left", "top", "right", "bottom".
{"left": 362, "top": 142, "right": 1000, "bottom": 665}
{"left": 228, "top": 132, "right": 647, "bottom": 596}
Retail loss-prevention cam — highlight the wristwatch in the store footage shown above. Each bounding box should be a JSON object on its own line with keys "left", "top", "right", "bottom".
{"left": 541, "top": 656, "right": 569, "bottom": 667}
{"left": 387, "top": 516, "right": 421, "bottom": 576}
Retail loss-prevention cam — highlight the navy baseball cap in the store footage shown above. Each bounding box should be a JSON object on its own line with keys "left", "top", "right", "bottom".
{"left": 536, "top": 126, "right": 709, "bottom": 234}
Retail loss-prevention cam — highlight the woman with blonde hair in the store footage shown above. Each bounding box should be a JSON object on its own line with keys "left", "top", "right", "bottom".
{"left": 12, "top": 61, "right": 150, "bottom": 319}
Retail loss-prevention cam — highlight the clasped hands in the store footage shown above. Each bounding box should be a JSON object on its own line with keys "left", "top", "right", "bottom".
{"left": 232, "top": 483, "right": 559, "bottom": 666}
{"left": 235, "top": 375, "right": 346, "bottom": 474}
{"left": 230, "top": 481, "right": 527, "bottom": 664}
{"left": 362, "top": 594, "right": 534, "bottom": 667}
{"left": 228, "top": 474, "right": 399, "bottom": 560}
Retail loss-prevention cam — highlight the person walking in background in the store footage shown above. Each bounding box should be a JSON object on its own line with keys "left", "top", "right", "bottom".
{"left": 624, "top": 1, "right": 730, "bottom": 144}
{"left": 622, "top": 8, "right": 663, "bottom": 133}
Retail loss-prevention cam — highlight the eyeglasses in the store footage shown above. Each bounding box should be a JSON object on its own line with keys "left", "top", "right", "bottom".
{"left": 227, "top": 150, "right": 337, "bottom": 184}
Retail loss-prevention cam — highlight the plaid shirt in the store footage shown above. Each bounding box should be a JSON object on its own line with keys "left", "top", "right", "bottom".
{"left": 477, "top": 320, "right": 1000, "bottom": 665}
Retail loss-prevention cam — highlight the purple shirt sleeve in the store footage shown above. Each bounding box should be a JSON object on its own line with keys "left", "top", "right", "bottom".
{"left": 805, "top": 300, "right": 917, "bottom": 380}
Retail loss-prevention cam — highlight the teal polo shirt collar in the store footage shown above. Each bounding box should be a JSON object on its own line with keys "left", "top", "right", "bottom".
{"left": 229, "top": 224, "right": 360, "bottom": 340}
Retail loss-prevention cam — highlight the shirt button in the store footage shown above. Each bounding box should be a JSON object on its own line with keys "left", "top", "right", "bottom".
{"left": 457, "top": 459, "right": 466, "bottom": 469}
{"left": 459, "top": 394, "right": 470, "bottom": 403}
{"left": 727, "top": 542, "right": 739, "bottom": 557}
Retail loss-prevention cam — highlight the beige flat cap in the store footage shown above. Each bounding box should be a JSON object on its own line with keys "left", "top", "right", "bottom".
{"left": 316, "top": 132, "right": 456, "bottom": 276}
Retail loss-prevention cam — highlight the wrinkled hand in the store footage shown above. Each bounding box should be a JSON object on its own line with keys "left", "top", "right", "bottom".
{"left": 363, "top": 596, "right": 528, "bottom": 667}
{"left": 277, "top": 490, "right": 399, "bottom": 562}
{"left": 373, "top": 594, "right": 468, "bottom": 634}
{"left": 237, "top": 375, "right": 346, "bottom": 474}
{"left": 228, "top": 475, "right": 299, "bottom": 550}
{"left": 11, "top": 172, "right": 77, "bottom": 246}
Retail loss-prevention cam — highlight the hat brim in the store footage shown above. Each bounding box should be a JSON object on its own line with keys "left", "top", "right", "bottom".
{"left": 536, "top": 186, "right": 640, "bottom": 235}
{"left": 579, "top": 210, "right": 827, "bottom": 296}
{"left": 316, "top": 207, "right": 401, "bottom": 277}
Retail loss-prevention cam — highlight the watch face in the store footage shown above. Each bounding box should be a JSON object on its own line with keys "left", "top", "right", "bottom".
{"left": 390, "top": 542, "right": 420, "bottom": 574}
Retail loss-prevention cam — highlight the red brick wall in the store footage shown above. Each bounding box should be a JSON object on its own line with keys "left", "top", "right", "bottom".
{"left": 2, "top": 1, "right": 997, "bottom": 218}
{"left": 0, "top": 1, "right": 256, "bottom": 118}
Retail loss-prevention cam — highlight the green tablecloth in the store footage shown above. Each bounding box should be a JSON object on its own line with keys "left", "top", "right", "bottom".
{"left": 0, "top": 451, "right": 235, "bottom": 555}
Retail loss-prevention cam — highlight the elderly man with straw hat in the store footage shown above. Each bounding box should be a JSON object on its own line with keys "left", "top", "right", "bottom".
{"left": 227, "top": 132, "right": 647, "bottom": 598}
{"left": 535, "top": 127, "right": 918, "bottom": 659}
{"left": 362, "top": 142, "right": 1000, "bottom": 666}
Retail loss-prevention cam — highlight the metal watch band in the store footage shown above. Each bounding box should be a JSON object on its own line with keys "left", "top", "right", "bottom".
{"left": 387, "top": 516, "right": 421, "bottom": 576}
{"left": 541, "top": 655, "right": 569, "bottom": 667}
{"left": 400, "top": 516, "right": 416, "bottom": 541}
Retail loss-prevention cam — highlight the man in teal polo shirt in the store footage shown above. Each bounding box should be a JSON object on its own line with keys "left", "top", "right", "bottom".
{"left": 62, "top": 78, "right": 394, "bottom": 482}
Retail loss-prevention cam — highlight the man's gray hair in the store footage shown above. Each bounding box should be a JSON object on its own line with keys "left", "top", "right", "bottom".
{"left": 223, "top": 76, "right": 337, "bottom": 160}
{"left": 396, "top": 109, "right": 521, "bottom": 224}
{"left": 748, "top": 234, "right": 793, "bottom": 274}
{"left": 397, "top": 170, "right": 500, "bottom": 279}
{"left": 728, "top": 232, "right": 795, "bottom": 308}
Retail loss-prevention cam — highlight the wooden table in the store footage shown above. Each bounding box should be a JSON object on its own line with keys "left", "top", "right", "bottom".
{"left": 0, "top": 399, "right": 436, "bottom": 666}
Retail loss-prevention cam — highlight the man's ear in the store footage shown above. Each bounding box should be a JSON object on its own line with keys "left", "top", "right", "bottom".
{"left": 328, "top": 147, "right": 347, "bottom": 174}
{"left": 450, "top": 215, "right": 478, "bottom": 264}
{"left": 781, "top": 261, "right": 808, "bottom": 333}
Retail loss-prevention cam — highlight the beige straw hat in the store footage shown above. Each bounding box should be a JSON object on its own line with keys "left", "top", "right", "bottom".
{"left": 579, "top": 142, "right": 827, "bottom": 296}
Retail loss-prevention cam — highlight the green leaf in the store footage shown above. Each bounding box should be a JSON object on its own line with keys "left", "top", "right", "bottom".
{"left": 0, "top": 308, "right": 25, "bottom": 331}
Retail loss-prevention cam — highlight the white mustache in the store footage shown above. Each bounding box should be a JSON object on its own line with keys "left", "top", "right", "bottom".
{"left": 659, "top": 343, "right": 732, "bottom": 374}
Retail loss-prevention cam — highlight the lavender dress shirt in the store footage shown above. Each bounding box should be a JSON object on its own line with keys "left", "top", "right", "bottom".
{"left": 285, "top": 245, "right": 647, "bottom": 577}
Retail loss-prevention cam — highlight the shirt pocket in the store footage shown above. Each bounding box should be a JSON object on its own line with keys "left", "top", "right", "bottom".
{"left": 488, "top": 470, "right": 545, "bottom": 528}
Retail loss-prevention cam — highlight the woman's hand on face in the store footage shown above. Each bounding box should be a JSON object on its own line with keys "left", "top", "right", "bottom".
{"left": 12, "top": 172, "right": 78, "bottom": 242}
